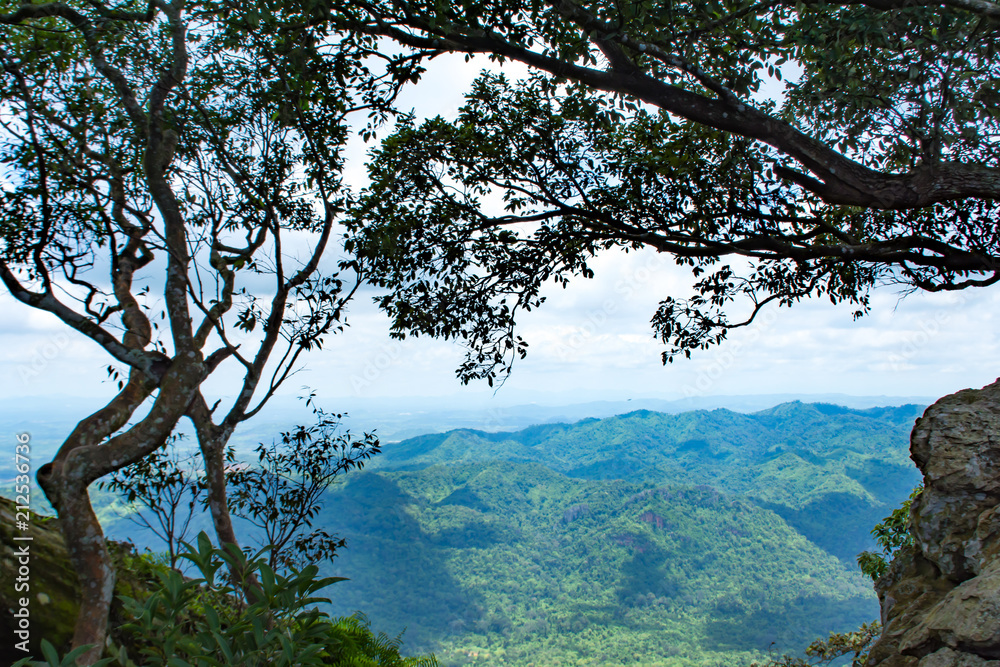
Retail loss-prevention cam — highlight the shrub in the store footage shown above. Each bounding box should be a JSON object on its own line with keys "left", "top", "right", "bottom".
{"left": 14, "top": 533, "right": 436, "bottom": 667}
{"left": 856, "top": 486, "right": 923, "bottom": 583}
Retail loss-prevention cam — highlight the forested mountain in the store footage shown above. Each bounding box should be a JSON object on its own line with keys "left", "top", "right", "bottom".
{"left": 81, "top": 401, "right": 922, "bottom": 665}
{"left": 374, "top": 402, "right": 923, "bottom": 561}
{"left": 312, "top": 402, "right": 923, "bottom": 666}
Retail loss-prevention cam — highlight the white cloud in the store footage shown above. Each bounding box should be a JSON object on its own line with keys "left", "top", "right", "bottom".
{"left": 7, "top": 241, "right": 998, "bottom": 405}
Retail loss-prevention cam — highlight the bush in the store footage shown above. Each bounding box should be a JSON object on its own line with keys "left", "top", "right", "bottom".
{"left": 856, "top": 486, "right": 922, "bottom": 583}
{"left": 15, "top": 533, "right": 436, "bottom": 667}
{"left": 749, "top": 622, "right": 880, "bottom": 667}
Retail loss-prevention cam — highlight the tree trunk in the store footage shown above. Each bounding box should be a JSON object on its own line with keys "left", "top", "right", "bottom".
{"left": 38, "top": 469, "right": 114, "bottom": 667}
{"left": 37, "top": 364, "right": 202, "bottom": 664}
{"left": 189, "top": 403, "right": 264, "bottom": 604}
{"left": 201, "top": 431, "right": 241, "bottom": 550}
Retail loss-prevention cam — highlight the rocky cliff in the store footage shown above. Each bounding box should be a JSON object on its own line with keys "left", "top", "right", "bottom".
{"left": 867, "top": 380, "right": 1000, "bottom": 667}
{"left": 0, "top": 498, "right": 154, "bottom": 665}
{"left": 0, "top": 496, "right": 79, "bottom": 665}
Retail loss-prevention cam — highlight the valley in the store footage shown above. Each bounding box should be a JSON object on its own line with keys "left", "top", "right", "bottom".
{"left": 311, "top": 402, "right": 924, "bottom": 665}
{"left": 3, "top": 399, "right": 923, "bottom": 666}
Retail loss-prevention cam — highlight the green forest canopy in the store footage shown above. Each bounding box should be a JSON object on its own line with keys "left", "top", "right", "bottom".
{"left": 300, "top": 403, "right": 922, "bottom": 666}
{"left": 333, "top": 0, "right": 1000, "bottom": 381}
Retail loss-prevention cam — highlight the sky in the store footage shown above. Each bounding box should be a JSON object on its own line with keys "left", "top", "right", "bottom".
{"left": 3, "top": 55, "right": 999, "bottom": 411}
{"left": 5, "top": 237, "right": 997, "bottom": 409}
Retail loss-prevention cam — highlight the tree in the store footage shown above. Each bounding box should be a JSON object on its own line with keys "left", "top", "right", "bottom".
{"left": 98, "top": 434, "right": 205, "bottom": 569}
{"left": 329, "top": 0, "right": 1000, "bottom": 380}
{"left": 227, "top": 396, "right": 381, "bottom": 572}
{"left": 0, "top": 0, "right": 417, "bottom": 660}
{"left": 98, "top": 397, "right": 380, "bottom": 574}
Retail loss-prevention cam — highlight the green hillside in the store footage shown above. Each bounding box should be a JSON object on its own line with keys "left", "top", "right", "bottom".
{"left": 320, "top": 461, "right": 881, "bottom": 667}
{"left": 89, "top": 401, "right": 921, "bottom": 666}
{"left": 375, "top": 402, "right": 923, "bottom": 562}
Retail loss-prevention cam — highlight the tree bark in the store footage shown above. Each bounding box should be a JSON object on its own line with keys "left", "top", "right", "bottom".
{"left": 187, "top": 395, "right": 264, "bottom": 603}
{"left": 38, "top": 470, "right": 114, "bottom": 667}
{"left": 37, "top": 360, "right": 203, "bottom": 663}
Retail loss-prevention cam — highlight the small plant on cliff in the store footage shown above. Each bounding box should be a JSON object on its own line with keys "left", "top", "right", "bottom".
{"left": 857, "top": 486, "right": 923, "bottom": 583}
{"left": 750, "top": 621, "right": 881, "bottom": 667}
{"left": 98, "top": 434, "right": 206, "bottom": 569}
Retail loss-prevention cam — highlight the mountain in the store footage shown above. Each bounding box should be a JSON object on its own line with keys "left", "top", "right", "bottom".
{"left": 321, "top": 462, "right": 879, "bottom": 666}
{"left": 374, "top": 402, "right": 924, "bottom": 562}
{"left": 71, "top": 400, "right": 922, "bottom": 666}
{"left": 306, "top": 402, "right": 924, "bottom": 666}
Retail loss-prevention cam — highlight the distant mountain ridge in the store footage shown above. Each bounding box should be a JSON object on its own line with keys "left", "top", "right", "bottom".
{"left": 312, "top": 401, "right": 924, "bottom": 666}
{"left": 0, "top": 392, "right": 932, "bottom": 449}
{"left": 374, "top": 402, "right": 923, "bottom": 561}
{"left": 378, "top": 402, "right": 923, "bottom": 473}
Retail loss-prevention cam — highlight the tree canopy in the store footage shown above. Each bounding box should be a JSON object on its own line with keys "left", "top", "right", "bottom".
{"left": 3, "top": 0, "right": 996, "bottom": 661}
{"left": 335, "top": 0, "right": 1000, "bottom": 381}
{"left": 0, "top": 0, "right": 412, "bottom": 659}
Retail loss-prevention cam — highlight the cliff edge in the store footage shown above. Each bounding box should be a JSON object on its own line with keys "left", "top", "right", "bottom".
{"left": 867, "top": 380, "right": 1000, "bottom": 667}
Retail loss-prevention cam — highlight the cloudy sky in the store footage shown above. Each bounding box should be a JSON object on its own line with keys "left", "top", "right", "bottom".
{"left": 5, "top": 234, "right": 997, "bottom": 409}
{"left": 3, "top": 55, "right": 998, "bottom": 410}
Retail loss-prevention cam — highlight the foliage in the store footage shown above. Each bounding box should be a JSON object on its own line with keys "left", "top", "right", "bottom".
{"left": 325, "top": 614, "right": 438, "bottom": 667}
{"left": 750, "top": 621, "right": 881, "bottom": 667}
{"left": 97, "top": 434, "right": 205, "bottom": 568}
{"left": 12, "top": 534, "right": 437, "bottom": 667}
{"left": 751, "top": 483, "right": 913, "bottom": 667}
{"left": 227, "top": 397, "right": 382, "bottom": 571}
{"left": 11, "top": 641, "right": 114, "bottom": 667}
{"left": 262, "top": 403, "right": 920, "bottom": 666}
{"left": 86, "top": 402, "right": 917, "bottom": 666}
{"left": 857, "top": 486, "right": 923, "bottom": 583}
{"left": 335, "top": 0, "right": 1000, "bottom": 380}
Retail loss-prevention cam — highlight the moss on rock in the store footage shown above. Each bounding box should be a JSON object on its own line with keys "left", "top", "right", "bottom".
{"left": 0, "top": 497, "right": 165, "bottom": 664}
{"left": 1, "top": 496, "right": 80, "bottom": 663}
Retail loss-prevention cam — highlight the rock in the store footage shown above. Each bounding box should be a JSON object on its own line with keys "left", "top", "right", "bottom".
{"left": 0, "top": 497, "right": 79, "bottom": 665}
{"left": 916, "top": 647, "right": 1000, "bottom": 667}
{"left": 909, "top": 383, "right": 1000, "bottom": 580}
{"left": 0, "top": 497, "right": 156, "bottom": 664}
{"left": 900, "top": 562, "right": 1000, "bottom": 659}
{"left": 868, "top": 546, "right": 951, "bottom": 666}
{"left": 868, "top": 379, "right": 1000, "bottom": 666}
